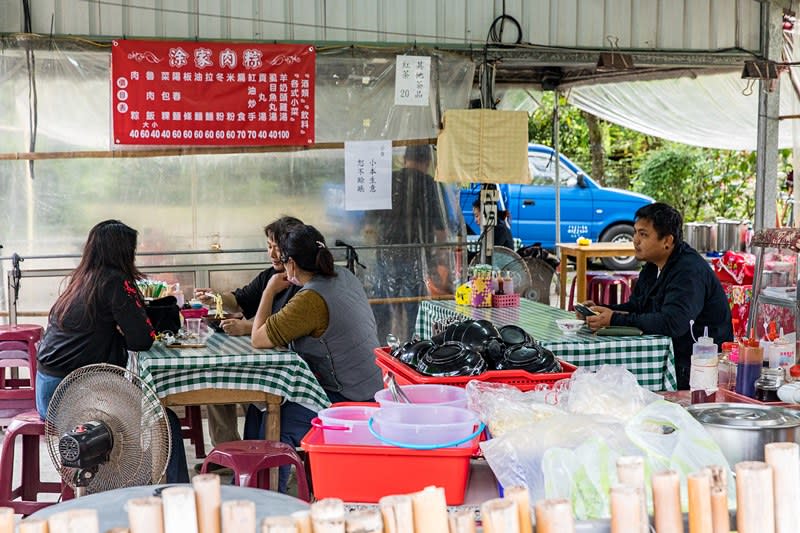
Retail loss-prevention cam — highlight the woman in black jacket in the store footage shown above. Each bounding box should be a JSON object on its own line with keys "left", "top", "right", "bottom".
{"left": 36, "top": 219, "right": 189, "bottom": 482}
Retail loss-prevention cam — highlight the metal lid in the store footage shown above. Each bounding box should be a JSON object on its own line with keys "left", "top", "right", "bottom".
{"left": 687, "top": 403, "right": 800, "bottom": 428}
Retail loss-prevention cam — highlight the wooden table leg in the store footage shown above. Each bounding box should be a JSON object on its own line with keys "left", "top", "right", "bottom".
{"left": 265, "top": 395, "right": 282, "bottom": 491}
{"left": 576, "top": 249, "right": 587, "bottom": 305}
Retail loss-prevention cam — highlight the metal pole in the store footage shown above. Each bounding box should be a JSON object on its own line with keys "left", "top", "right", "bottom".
{"left": 753, "top": 1, "right": 782, "bottom": 233}
{"left": 554, "top": 90, "right": 561, "bottom": 250}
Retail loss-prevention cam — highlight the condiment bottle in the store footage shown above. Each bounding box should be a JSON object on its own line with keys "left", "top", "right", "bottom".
{"left": 754, "top": 367, "right": 785, "bottom": 402}
{"left": 503, "top": 271, "right": 514, "bottom": 295}
{"left": 735, "top": 336, "right": 764, "bottom": 398}
{"left": 690, "top": 326, "right": 718, "bottom": 404}
{"left": 718, "top": 341, "right": 738, "bottom": 390}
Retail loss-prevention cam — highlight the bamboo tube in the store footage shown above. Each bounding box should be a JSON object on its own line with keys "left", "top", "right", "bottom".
{"left": 48, "top": 510, "right": 100, "bottom": 533}
{"left": 128, "top": 497, "right": 165, "bottom": 533}
{"left": 0, "top": 508, "right": 13, "bottom": 533}
{"left": 651, "top": 470, "right": 683, "bottom": 533}
{"left": 687, "top": 470, "right": 713, "bottom": 533}
{"left": 504, "top": 486, "right": 532, "bottom": 533}
{"left": 480, "top": 498, "right": 519, "bottom": 533}
{"left": 290, "top": 511, "right": 312, "bottom": 533}
{"left": 411, "top": 486, "right": 449, "bottom": 533}
{"left": 735, "top": 461, "right": 775, "bottom": 533}
{"left": 534, "top": 498, "right": 574, "bottom": 533}
{"left": 378, "top": 494, "right": 415, "bottom": 533}
{"left": 345, "top": 509, "right": 382, "bottom": 533}
{"left": 310, "top": 498, "right": 346, "bottom": 522}
{"left": 616, "top": 456, "right": 648, "bottom": 533}
{"left": 765, "top": 442, "right": 800, "bottom": 533}
{"left": 193, "top": 474, "right": 222, "bottom": 533}
{"left": 221, "top": 500, "right": 256, "bottom": 533}
{"left": 447, "top": 509, "right": 476, "bottom": 533}
{"left": 308, "top": 519, "right": 344, "bottom": 533}
{"left": 18, "top": 520, "right": 49, "bottom": 533}
{"left": 259, "top": 516, "right": 297, "bottom": 533}
{"left": 708, "top": 466, "right": 730, "bottom": 533}
{"left": 162, "top": 486, "right": 199, "bottom": 533}
{"left": 610, "top": 485, "right": 641, "bottom": 533}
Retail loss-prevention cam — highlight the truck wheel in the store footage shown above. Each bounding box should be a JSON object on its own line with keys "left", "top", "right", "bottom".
{"left": 600, "top": 224, "right": 639, "bottom": 270}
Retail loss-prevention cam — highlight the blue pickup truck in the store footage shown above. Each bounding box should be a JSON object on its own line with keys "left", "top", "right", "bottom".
{"left": 461, "top": 144, "right": 655, "bottom": 270}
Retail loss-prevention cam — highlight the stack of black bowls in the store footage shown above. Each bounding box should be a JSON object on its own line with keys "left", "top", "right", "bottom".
{"left": 390, "top": 319, "right": 562, "bottom": 377}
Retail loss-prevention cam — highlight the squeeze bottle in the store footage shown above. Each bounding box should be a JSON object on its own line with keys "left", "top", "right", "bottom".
{"left": 690, "top": 325, "right": 718, "bottom": 404}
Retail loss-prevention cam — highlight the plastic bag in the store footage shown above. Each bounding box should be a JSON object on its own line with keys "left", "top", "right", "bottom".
{"left": 465, "top": 380, "right": 564, "bottom": 437}
{"left": 625, "top": 399, "right": 736, "bottom": 510}
{"left": 566, "top": 365, "right": 660, "bottom": 422}
{"left": 481, "top": 413, "right": 636, "bottom": 510}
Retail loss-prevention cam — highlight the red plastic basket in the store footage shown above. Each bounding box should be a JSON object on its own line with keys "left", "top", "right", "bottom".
{"left": 374, "top": 347, "right": 576, "bottom": 392}
{"left": 300, "top": 420, "right": 477, "bottom": 504}
{"left": 491, "top": 293, "right": 520, "bottom": 308}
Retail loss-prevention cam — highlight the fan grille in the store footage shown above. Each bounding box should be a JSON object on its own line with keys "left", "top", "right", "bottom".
{"left": 469, "top": 245, "right": 533, "bottom": 296}
{"left": 45, "top": 364, "right": 171, "bottom": 494}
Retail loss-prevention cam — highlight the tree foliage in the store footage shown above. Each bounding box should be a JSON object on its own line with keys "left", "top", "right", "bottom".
{"left": 528, "top": 94, "right": 790, "bottom": 223}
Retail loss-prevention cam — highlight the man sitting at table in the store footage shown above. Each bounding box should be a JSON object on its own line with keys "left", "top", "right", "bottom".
{"left": 194, "top": 216, "right": 304, "bottom": 448}
{"left": 582, "top": 202, "right": 733, "bottom": 389}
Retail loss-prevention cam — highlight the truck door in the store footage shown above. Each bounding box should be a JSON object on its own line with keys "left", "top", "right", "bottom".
{"left": 513, "top": 151, "right": 594, "bottom": 248}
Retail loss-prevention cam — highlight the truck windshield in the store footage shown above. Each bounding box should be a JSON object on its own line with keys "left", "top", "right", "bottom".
{"left": 529, "top": 152, "right": 578, "bottom": 187}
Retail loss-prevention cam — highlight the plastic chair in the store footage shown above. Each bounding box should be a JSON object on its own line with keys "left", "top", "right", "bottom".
{"left": 0, "top": 325, "right": 43, "bottom": 425}
{"left": 588, "top": 274, "right": 632, "bottom": 306}
{"left": 200, "top": 440, "right": 310, "bottom": 501}
{"left": 180, "top": 405, "right": 206, "bottom": 458}
{"left": 567, "top": 271, "right": 605, "bottom": 310}
{"left": 0, "top": 410, "right": 66, "bottom": 515}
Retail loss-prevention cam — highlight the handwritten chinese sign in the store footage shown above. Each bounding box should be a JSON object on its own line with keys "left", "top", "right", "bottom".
{"left": 394, "top": 54, "right": 430, "bottom": 106}
{"left": 111, "top": 39, "right": 315, "bottom": 146}
{"left": 344, "top": 141, "right": 392, "bottom": 210}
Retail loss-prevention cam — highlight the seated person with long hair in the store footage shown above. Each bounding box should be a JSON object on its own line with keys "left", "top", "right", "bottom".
{"left": 250, "top": 224, "right": 383, "bottom": 491}
{"left": 36, "top": 219, "right": 189, "bottom": 483}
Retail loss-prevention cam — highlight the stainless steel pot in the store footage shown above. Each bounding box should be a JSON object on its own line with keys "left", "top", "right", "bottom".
{"left": 683, "top": 222, "right": 716, "bottom": 253}
{"left": 716, "top": 219, "right": 745, "bottom": 252}
{"left": 687, "top": 403, "right": 800, "bottom": 465}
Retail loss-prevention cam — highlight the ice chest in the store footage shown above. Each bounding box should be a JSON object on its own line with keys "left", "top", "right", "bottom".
{"left": 300, "top": 425, "right": 478, "bottom": 504}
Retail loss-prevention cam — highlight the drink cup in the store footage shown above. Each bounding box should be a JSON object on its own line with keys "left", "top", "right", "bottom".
{"left": 185, "top": 318, "right": 202, "bottom": 339}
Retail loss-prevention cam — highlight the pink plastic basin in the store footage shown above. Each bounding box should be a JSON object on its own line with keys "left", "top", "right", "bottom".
{"left": 315, "top": 405, "right": 383, "bottom": 446}
{"left": 371, "top": 405, "right": 479, "bottom": 448}
{"left": 374, "top": 384, "right": 468, "bottom": 409}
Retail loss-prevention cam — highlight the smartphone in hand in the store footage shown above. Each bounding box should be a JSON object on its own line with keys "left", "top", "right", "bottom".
{"left": 574, "top": 303, "right": 598, "bottom": 317}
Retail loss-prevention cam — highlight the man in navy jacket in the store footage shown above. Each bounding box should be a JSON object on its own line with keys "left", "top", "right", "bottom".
{"left": 583, "top": 202, "right": 733, "bottom": 389}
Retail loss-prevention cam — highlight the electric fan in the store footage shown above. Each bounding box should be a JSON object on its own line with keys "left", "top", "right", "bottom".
{"left": 469, "top": 245, "right": 533, "bottom": 296}
{"left": 44, "top": 363, "right": 171, "bottom": 496}
{"left": 521, "top": 257, "right": 559, "bottom": 305}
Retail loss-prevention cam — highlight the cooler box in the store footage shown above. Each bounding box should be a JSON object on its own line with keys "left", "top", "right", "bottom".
{"left": 374, "top": 347, "right": 576, "bottom": 391}
{"left": 300, "top": 424, "right": 478, "bottom": 504}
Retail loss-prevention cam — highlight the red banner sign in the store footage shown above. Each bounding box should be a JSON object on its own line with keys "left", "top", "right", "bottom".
{"left": 111, "top": 39, "right": 315, "bottom": 147}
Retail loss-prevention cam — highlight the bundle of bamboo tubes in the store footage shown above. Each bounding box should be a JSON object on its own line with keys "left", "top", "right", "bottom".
{"left": 9, "top": 440, "right": 800, "bottom": 533}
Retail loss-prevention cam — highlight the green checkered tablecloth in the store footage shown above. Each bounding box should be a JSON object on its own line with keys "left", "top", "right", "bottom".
{"left": 134, "top": 332, "right": 330, "bottom": 411}
{"left": 415, "top": 300, "right": 677, "bottom": 391}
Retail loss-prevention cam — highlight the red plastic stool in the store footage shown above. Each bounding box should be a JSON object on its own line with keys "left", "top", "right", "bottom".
{"left": 0, "top": 325, "right": 43, "bottom": 424}
{"left": 180, "top": 406, "right": 206, "bottom": 459}
{"left": 567, "top": 271, "right": 605, "bottom": 309}
{"left": 200, "top": 440, "right": 310, "bottom": 501}
{"left": 0, "top": 410, "right": 67, "bottom": 515}
{"left": 588, "top": 274, "right": 632, "bottom": 306}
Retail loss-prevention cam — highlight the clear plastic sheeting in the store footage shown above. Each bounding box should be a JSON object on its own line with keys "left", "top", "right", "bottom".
{"left": 0, "top": 36, "right": 474, "bottom": 336}
{"left": 568, "top": 68, "right": 800, "bottom": 151}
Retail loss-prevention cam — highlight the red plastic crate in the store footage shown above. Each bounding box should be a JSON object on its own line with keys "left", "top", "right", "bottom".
{"left": 300, "top": 423, "right": 477, "bottom": 504}
{"left": 374, "top": 347, "right": 576, "bottom": 391}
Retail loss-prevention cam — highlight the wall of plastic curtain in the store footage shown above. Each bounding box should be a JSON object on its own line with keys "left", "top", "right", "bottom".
{"left": 0, "top": 35, "right": 475, "bottom": 340}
